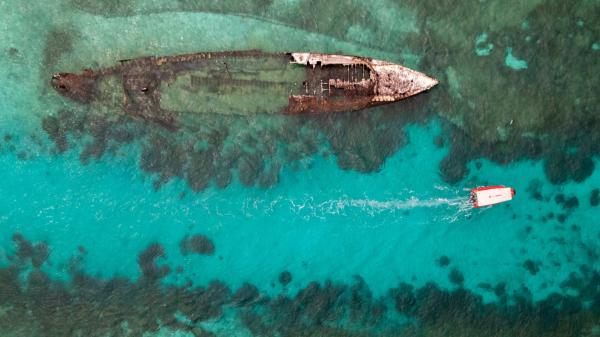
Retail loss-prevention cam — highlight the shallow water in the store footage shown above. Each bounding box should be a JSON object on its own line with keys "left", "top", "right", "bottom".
{"left": 1, "top": 1, "right": 599, "bottom": 336}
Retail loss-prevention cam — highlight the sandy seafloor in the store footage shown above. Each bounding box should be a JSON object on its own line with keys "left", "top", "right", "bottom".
{"left": 1, "top": 1, "right": 599, "bottom": 336}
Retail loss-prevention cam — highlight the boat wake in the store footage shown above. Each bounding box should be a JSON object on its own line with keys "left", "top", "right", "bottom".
{"left": 282, "top": 195, "right": 473, "bottom": 222}
{"left": 236, "top": 191, "right": 475, "bottom": 222}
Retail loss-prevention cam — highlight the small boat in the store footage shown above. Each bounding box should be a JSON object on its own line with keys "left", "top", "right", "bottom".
{"left": 470, "top": 186, "right": 516, "bottom": 208}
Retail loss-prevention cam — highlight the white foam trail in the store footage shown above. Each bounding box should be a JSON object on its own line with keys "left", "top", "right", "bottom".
{"left": 231, "top": 194, "right": 473, "bottom": 221}
{"left": 346, "top": 196, "right": 464, "bottom": 209}
{"left": 284, "top": 195, "right": 473, "bottom": 221}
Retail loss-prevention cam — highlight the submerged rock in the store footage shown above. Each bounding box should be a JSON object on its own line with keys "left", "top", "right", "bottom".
{"left": 279, "top": 270, "right": 292, "bottom": 285}
{"left": 180, "top": 234, "right": 215, "bottom": 255}
{"left": 590, "top": 189, "right": 599, "bottom": 207}
{"left": 437, "top": 255, "right": 451, "bottom": 267}
{"left": 523, "top": 260, "right": 540, "bottom": 276}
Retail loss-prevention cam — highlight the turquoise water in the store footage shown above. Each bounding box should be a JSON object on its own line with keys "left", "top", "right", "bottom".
{"left": 1, "top": 1, "right": 600, "bottom": 336}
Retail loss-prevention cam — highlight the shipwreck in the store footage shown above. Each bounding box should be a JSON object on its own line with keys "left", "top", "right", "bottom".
{"left": 51, "top": 50, "right": 438, "bottom": 128}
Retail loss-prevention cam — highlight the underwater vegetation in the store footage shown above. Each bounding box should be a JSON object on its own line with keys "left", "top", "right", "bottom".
{"left": 41, "top": 95, "right": 430, "bottom": 191}
{"left": 2, "top": 234, "right": 600, "bottom": 337}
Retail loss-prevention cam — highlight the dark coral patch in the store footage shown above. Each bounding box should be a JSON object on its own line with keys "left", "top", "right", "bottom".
{"left": 137, "top": 242, "right": 170, "bottom": 281}
{"left": 437, "top": 255, "right": 451, "bottom": 267}
{"left": 237, "top": 153, "right": 263, "bottom": 187}
{"left": 295, "top": 280, "right": 346, "bottom": 323}
{"left": 545, "top": 152, "right": 594, "bottom": 185}
{"left": 590, "top": 189, "right": 599, "bottom": 207}
{"left": 278, "top": 270, "right": 292, "bottom": 285}
{"left": 390, "top": 282, "right": 416, "bottom": 315}
{"left": 232, "top": 283, "right": 260, "bottom": 306}
{"left": 240, "top": 277, "right": 386, "bottom": 336}
{"left": 523, "top": 260, "right": 541, "bottom": 276}
{"left": 348, "top": 276, "right": 386, "bottom": 326}
{"left": 526, "top": 179, "right": 544, "bottom": 201}
{"left": 43, "top": 27, "right": 75, "bottom": 71}
{"left": 180, "top": 234, "right": 215, "bottom": 255}
{"left": 477, "top": 282, "right": 493, "bottom": 291}
{"left": 554, "top": 193, "right": 565, "bottom": 203}
{"left": 7, "top": 47, "right": 19, "bottom": 58}
{"left": 162, "top": 280, "right": 231, "bottom": 325}
{"left": 438, "top": 122, "right": 543, "bottom": 184}
{"left": 42, "top": 111, "right": 74, "bottom": 153}
{"left": 564, "top": 197, "right": 579, "bottom": 210}
{"left": 190, "top": 328, "right": 216, "bottom": 337}
{"left": 140, "top": 134, "right": 188, "bottom": 187}
{"left": 11, "top": 233, "right": 49, "bottom": 268}
{"left": 448, "top": 267, "right": 464, "bottom": 285}
{"left": 78, "top": 116, "right": 111, "bottom": 164}
{"left": 555, "top": 194, "right": 579, "bottom": 210}
{"left": 494, "top": 283, "right": 506, "bottom": 298}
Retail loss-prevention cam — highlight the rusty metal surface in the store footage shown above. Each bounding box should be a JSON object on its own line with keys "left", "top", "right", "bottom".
{"left": 51, "top": 50, "right": 438, "bottom": 128}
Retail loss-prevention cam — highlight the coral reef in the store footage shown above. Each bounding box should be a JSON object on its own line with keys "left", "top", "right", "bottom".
{"left": 389, "top": 280, "right": 600, "bottom": 337}
{"left": 1, "top": 234, "right": 600, "bottom": 337}
{"left": 239, "top": 277, "right": 388, "bottom": 337}
{"left": 418, "top": 1, "right": 600, "bottom": 183}
{"left": 41, "top": 91, "right": 430, "bottom": 191}
{"left": 40, "top": 1, "right": 600, "bottom": 187}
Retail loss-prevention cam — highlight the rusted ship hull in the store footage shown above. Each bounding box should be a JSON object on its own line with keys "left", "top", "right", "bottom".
{"left": 51, "top": 50, "right": 438, "bottom": 128}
